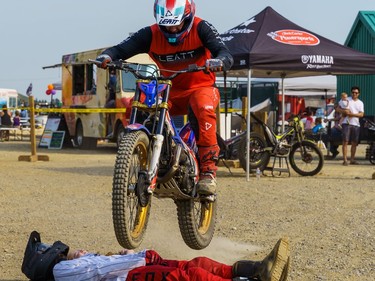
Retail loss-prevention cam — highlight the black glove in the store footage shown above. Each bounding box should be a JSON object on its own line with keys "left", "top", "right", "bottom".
{"left": 205, "top": 58, "right": 223, "bottom": 72}
{"left": 95, "top": 54, "right": 112, "bottom": 69}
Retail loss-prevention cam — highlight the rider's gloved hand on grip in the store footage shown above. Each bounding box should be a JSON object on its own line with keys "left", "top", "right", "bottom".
{"left": 205, "top": 59, "right": 224, "bottom": 72}
{"left": 95, "top": 54, "right": 112, "bottom": 69}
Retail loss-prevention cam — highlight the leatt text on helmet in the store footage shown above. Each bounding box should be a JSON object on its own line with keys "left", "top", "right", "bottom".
{"left": 159, "top": 19, "right": 180, "bottom": 25}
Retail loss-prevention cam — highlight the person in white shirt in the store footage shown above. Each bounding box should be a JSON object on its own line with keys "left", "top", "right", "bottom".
{"left": 337, "top": 86, "right": 364, "bottom": 165}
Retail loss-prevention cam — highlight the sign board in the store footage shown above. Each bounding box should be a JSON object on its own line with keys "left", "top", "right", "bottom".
{"left": 39, "top": 117, "right": 61, "bottom": 148}
{"left": 48, "top": 131, "right": 65, "bottom": 149}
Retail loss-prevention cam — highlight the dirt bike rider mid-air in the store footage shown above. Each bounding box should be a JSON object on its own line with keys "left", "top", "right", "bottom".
{"left": 95, "top": 0, "right": 234, "bottom": 195}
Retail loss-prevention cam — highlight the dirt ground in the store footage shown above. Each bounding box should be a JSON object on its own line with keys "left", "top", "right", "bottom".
{"left": 0, "top": 138, "right": 374, "bottom": 281}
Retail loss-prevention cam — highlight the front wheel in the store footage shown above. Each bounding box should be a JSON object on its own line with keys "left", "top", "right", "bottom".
{"left": 112, "top": 131, "right": 151, "bottom": 249}
{"left": 175, "top": 198, "right": 217, "bottom": 250}
{"left": 289, "top": 140, "right": 324, "bottom": 176}
{"left": 239, "top": 132, "right": 270, "bottom": 172}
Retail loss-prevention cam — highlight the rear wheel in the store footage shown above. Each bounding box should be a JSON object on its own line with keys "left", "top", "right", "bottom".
{"left": 289, "top": 140, "right": 324, "bottom": 176}
{"left": 112, "top": 131, "right": 151, "bottom": 249}
{"left": 75, "top": 121, "right": 97, "bottom": 149}
{"left": 239, "top": 132, "right": 270, "bottom": 172}
{"left": 175, "top": 198, "right": 217, "bottom": 250}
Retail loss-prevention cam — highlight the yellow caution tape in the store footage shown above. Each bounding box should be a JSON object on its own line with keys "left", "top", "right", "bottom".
{"left": 5, "top": 107, "right": 126, "bottom": 113}
{"left": 219, "top": 108, "right": 242, "bottom": 113}
{"left": 34, "top": 108, "right": 126, "bottom": 113}
{"left": 7, "top": 107, "right": 241, "bottom": 113}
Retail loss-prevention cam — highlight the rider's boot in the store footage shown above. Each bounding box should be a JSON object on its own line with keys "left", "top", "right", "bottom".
{"left": 232, "top": 237, "right": 290, "bottom": 281}
{"left": 196, "top": 145, "right": 219, "bottom": 195}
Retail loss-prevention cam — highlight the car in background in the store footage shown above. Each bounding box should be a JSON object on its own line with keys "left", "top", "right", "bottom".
{"left": 19, "top": 114, "right": 48, "bottom": 129}
{"left": 35, "top": 114, "right": 48, "bottom": 128}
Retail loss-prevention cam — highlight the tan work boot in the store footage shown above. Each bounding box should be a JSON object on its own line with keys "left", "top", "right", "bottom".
{"left": 232, "top": 237, "right": 290, "bottom": 281}
{"left": 259, "top": 237, "right": 290, "bottom": 281}
{"left": 196, "top": 173, "right": 217, "bottom": 195}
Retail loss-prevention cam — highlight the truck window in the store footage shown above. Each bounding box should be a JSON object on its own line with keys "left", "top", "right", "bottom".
{"left": 73, "top": 64, "right": 96, "bottom": 95}
{"left": 73, "top": 65, "right": 84, "bottom": 95}
{"left": 86, "top": 64, "right": 95, "bottom": 94}
{"left": 121, "top": 64, "right": 157, "bottom": 92}
{"left": 9, "top": 97, "right": 17, "bottom": 108}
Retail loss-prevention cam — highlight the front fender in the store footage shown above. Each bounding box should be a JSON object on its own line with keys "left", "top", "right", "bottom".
{"left": 125, "top": 123, "right": 152, "bottom": 137}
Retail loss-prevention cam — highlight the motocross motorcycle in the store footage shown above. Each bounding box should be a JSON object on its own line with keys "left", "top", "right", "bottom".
{"left": 248, "top": 112, "right": 324, "bottom": 176}
{"left": 92, "top": 60, "right": 222, "bottom": 250}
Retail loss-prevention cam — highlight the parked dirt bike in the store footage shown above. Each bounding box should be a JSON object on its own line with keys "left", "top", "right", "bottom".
{"left": 90, "top": 60, "right": 221, "bottom": 250}
{"left": 216, "top": 113, "right": 252, "bottom": 172}
{"left": 249, "top": 113, "right": 324, "bottom": 176}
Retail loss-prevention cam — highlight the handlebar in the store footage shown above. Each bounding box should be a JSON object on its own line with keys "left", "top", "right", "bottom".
{"left": 88, "top": 59, "right": 206, "bottom": 81}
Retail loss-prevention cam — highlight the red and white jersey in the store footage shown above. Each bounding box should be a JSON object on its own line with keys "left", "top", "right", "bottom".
{"left": 149, "top": 17, "right": 215, "bottom": 90}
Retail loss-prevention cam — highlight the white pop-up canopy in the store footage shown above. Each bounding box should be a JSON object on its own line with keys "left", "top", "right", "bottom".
{"left": 281, "top": 76, "right": 336, "bottom": 97}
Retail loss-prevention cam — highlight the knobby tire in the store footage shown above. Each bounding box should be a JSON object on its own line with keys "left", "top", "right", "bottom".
{"left": 289, "top": 140, "right": 324, "bottom": 176}
{"left": 239, "top": 132, "right": 270, "bottom": 172}
{"left": 112, "top": 131, "right": 151, "bottom": 249}
{"left": 175, "top": 198, "right": 217, "bottom": 250}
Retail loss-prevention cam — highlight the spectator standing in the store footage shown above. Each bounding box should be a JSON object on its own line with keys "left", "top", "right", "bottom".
{"left": 0, "top": 105, "right": 13, "bottom": 140}
{"left": 105, "top": 69, "right": 117, "bottom": 138}
{"left": 12, "top": 110, "right": 21, "bottom": 128}
{"left": 105, "top": 69, "right": 117, "bottom": 108}
{"left": 20, "top": 103, "right": 28, "bottom": 118}
{"left": 338, "top": 86, "right": 364, "bottom": 165}
{"left": 0, "top": 105, "right": 12, "bottom": 126}
{"left": 325, "top": 103, "right": 342, "bottom": 159}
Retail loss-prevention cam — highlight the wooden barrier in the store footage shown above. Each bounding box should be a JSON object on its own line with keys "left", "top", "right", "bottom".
{"left": 18, "top": 96, "right": 49, "bottom": 162}
{"left": 0, "top": 128, "right": 17, "bottom": 141}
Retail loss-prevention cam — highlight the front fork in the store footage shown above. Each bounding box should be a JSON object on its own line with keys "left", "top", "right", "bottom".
{"left": 146, "top": 134, "right": 164, "bottom": 193}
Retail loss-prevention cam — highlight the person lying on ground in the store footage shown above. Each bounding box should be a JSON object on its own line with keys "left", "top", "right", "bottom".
{"left": 22, "top": 231, "right": 290, "bottom": 281}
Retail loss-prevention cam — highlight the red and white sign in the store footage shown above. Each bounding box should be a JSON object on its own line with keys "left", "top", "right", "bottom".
{"left": 268, "top": 29, "right": 320, "bottom": 46}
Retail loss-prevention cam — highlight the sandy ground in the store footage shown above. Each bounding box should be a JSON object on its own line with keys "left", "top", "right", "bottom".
{"left": 0, "top": 137, "right": 375, "bottom": 281}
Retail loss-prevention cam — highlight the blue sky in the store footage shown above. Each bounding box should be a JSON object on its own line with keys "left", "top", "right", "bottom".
{"left": 1, "top": 0, "right": 374, "bottom": 100}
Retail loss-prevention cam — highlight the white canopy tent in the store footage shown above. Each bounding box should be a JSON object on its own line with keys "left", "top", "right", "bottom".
{"left": 282, "top": 76, "right": 336, "bottom": 97}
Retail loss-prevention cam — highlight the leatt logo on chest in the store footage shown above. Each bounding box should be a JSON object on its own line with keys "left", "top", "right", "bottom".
{"left": 161, "top": 51, "right": 194, "bottom": 62}
{"left": 152, "top": 47, "right": 205, "bottom": 64}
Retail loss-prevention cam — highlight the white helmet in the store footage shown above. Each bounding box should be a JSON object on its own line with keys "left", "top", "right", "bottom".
{"left": 154, "top": 0, "right": 196, "bottom": 45}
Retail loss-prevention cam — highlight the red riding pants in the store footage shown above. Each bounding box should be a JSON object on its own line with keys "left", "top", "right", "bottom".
{"left": 169, "top": 87, "right": 220, "bottom": 174}
{"left": 126, "top": 250, "right": 233, "bottom": 281}
{"left": 169, "top": 86, "right": 220, "bottom": 148}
